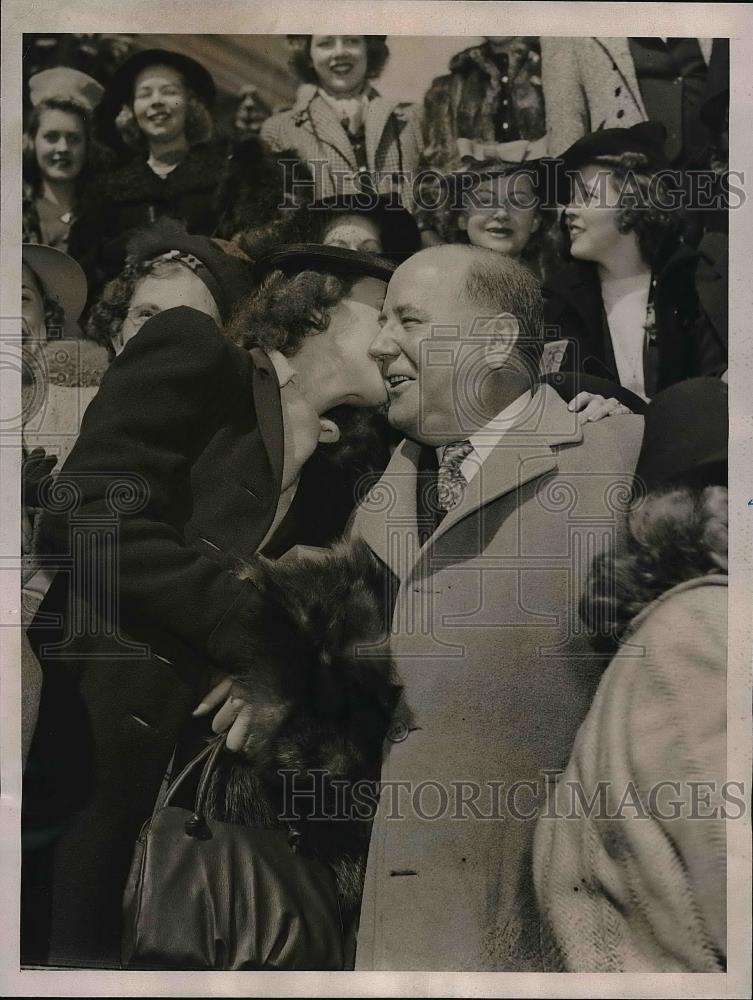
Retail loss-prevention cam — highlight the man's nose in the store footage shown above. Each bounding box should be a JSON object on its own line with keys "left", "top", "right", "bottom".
{"left": 53, "top": 136, "right": 69, "bottom": 151}
{"left": 368, "top": 326, "right": 400, "bottom": 361}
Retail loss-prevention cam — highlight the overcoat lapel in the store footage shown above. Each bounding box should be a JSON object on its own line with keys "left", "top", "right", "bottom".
{"left": 365, "top": 96, "right": 398, "bottom": 172}
{"left": 357, "top": 387, "right": 583, "bottom": 580}
{"left": 594, "top": 38, "right": 648, "bottom": 119}
{"left": 297, "top": 90, "right": 359, "bottom": 169}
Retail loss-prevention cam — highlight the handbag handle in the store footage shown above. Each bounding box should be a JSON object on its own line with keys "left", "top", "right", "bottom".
{"left": 160, "top": 737, "right": 226, "bottom": 837}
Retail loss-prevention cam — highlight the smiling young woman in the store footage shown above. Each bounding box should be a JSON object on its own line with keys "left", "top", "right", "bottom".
{"left": 69, "top": 49, "right": 226, "bottom": 289}
{"left": 260, "top": 35, "right": 424, "bottom": 205}
{"left": 543, "top": 122, "right": 727, "bottom": 400}
{"left": 22, "top": 69, "right": 107, "bottom": 253}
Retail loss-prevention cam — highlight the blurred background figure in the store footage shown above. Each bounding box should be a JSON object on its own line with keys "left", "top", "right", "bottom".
{"left": 21, "top": 243, "right": 108, "bottom": 771}
{"left": 544, "top": 123, "right": 727, "bottom": 400}
{"left": 421, "top": 36, "right": 547, "bottom": 176}
{"left": 535, "top": 377, "right": 728, "bottom": 972}
{"left": 261, "top": 35, "right": 423, "bottom": 205}
{"left": 238, "top": 192, "right": 422, "bottom": 266}
{"left": 212, "top": 136, "right": 311, "bottom": 242}
{"left": 23, "top": 68, "right": 108, "bottom": 253}
{"left": 541, "top": 35, "right": 717, "bottom": 166}
{"left": 233, "top": 82, "right": 272, "bottom": 138}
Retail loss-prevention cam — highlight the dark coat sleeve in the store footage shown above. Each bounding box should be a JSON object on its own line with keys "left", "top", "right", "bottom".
{"left": 38, "top": 306, "right": 265, "bottom": 668}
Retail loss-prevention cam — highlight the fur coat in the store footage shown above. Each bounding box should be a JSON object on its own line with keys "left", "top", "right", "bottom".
{"left": 421, "top": 39, "right": 546, "bottom": 175}
{"left": 204, "top": 538, "right": 400, "bottom": 922}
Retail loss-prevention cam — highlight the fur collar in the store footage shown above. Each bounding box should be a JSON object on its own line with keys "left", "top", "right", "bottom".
{"left": 105, "top": 141, "right": 226, "bottom": 201}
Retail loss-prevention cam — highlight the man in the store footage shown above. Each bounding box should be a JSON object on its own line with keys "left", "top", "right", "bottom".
{"left": 22, "top": 245, "right": 393, "bottom": 968}
{"left": 350, "top": 245, "right": 644, "bottom": 970}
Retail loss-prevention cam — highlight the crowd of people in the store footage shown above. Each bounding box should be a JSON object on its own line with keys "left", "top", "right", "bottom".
{"left": 19, "top": 34, "right": 730, "bottom": 974}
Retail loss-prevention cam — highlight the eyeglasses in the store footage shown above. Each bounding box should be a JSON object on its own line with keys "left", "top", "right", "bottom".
{"left": 125, "top": 304, "right": 161, "bottom": 329}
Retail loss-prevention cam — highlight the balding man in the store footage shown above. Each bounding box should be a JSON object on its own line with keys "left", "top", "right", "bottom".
{"left": 351, "top": 245, "right": 644, "bottom": 970}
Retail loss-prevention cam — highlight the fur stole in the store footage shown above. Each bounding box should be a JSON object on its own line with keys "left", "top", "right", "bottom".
{"left": 204, "top": 538, "right": 400, "bottom": 919}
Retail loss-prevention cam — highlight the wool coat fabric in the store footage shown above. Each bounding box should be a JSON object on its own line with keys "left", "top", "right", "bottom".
{"left": 260, "top": 85, "right": 423, "bottom": 204}
{"left": 22, "top": 307, "right": 300, "bottom": 968}
{"left": 533, "top": 576, "right": 727, "bottom": 971}
{"left": 542, "top": 245, "right": 728, "bottom": 395}
{"left": 541, "top": 37, "right": 713, "bottom": 157}
{"left": 350, "top": 385, "right": 644, "bottom": 970}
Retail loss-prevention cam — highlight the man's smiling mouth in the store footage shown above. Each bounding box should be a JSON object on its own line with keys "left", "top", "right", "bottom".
{"left": 385, "top": 374, "right": 414, "bottom": 390}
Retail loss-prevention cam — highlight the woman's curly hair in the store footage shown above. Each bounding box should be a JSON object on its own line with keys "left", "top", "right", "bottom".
{"left": 115, "top": 89, "right": 213, "bottom": 149}
{"left": 22, "top": 98, "right": 110, "bottom": 196}
{"left": 287, "top": 35, "right": 389, "bottom": 85}
{"left": 562, "top": 151, "right": 687, "bottom": 268}
{"left": 227, "top": 268, "right": 355, "bottom": 356}
{"left": 580, "top": 485, "right": 728, "bottom": 655}
{"left": 84, "top": 256, "right": 186, "bottom": 355}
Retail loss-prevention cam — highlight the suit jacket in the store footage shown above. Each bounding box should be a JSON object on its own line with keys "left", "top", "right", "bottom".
{"left": 260, "top": 85, "right": 423, "bottom": 204}
{"left": 22, "top": 307, "right": 290, "bottom": 967}
{"left": 541, "top": 37, "right": 713, "bottom": 156}
{"left": 350, "top": 386, "right": 644, "bottom": 970}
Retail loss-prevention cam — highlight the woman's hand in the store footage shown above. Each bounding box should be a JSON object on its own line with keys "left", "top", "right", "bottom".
{"left": 568, "top": 391, "right": 633, "bottom": 422}
{"left": 193, "top": 675, "right": 256, "bottom": 753}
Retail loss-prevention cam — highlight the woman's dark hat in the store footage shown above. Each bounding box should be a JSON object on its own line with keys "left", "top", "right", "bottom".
{"left": 123, "top": 220, "right": 254, "bottom": 322}
{"left": 554, "top": 121, "right": 670, "bottom": 204}
{"left": 314, "top": 193, "right": 421, "bottom": 263}
{"left": 254, "top": 243, "right": 396, "bottom": 284}
{"left": 106, "top": 48, "right": 216, "bottom": 110}
{"left": 634, "top": 377, "right": 728, "bottom": 494}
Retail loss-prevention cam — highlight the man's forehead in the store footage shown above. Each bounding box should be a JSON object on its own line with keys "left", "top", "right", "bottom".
{"left": 387, "top": 253, "right": 465, "bottom": 302}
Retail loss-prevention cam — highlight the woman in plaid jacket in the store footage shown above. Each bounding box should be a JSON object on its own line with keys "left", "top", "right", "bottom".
{"left": 261, "top": 35, "right": 423, "bottom": 207}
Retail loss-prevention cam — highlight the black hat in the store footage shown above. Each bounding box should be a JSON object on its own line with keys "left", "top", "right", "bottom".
{"left": 106, "top": 48, "right": 216, "bottom": 110}
{"left": 555, "top": 121, "right": 670, "bottom": 204}
{"left": 634, "top": 377, "right": 728, "bottom": 494}
{"left": 123, "top": 220, "right": 254, "bottom": 323}
{"left": 313, "top": 193, "right": 421, "bottom": 264}
{"left": 255, "top": 243, "right": 395, "bottom": 284}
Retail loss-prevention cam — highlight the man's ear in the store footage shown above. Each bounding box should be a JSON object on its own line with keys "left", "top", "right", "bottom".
{"left": 458, "top": 213, "right": 468, "bottom": 233}
{"left": 482, "top": 312, "right": 520, "bottom": 370}
{"left": 318, "top": 417, "right": 341, "bottom": 444}
{"left": 530, "top": 212, "right": 542, "bottom": 234}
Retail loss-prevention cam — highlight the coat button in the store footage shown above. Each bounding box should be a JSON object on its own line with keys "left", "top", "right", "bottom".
{"left": 386, "top": 719, "right": 409, "bottom": 742}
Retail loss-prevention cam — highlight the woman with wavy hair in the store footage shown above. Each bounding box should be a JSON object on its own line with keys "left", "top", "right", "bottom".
{"left": 74, "top": 48, "right": 224, "bottom": 276}
{"left": 261, "top": 35, "right": 423, "bottom": 205}
{"left": 534, "top": 377, "right": 728, "bottom": 972}
{"left": 543, "top": 122, "right": 726, "bottom": 399}
{"left": 23, "top": 68, "right": 108, "bottom": 254}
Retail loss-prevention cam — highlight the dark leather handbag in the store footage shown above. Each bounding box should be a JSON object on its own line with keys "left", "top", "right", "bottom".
{"left": 122, "top": 738, "right": 345, "bottom": 970}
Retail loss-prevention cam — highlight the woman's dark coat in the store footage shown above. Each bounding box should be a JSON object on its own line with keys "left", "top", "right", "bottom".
{"left": 22, "top": 307, "right": 295, "bottom": 967}
{"left": 543, "top": 244, "right": 727, "bottom": 394}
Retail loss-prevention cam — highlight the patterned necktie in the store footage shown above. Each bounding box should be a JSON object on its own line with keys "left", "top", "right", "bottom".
{"left": 436, "top": 440, "right": 474, "bottom": 512}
